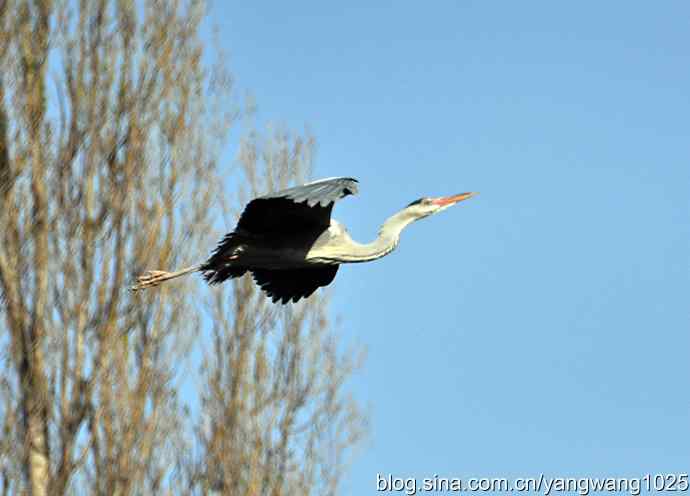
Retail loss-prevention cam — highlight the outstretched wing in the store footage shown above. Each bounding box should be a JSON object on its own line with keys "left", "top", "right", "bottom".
{"left": 251, "top": 265, "right": 339, "bottom": 304}
{"left": 203, "top": 178, "right": 357, "bottom": 284}
{"left": 236, "top": 177, "right": 359, "bottom": 234}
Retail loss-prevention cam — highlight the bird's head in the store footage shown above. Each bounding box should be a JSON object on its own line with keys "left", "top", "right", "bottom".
{"left": 404, "top": 192, "right": 478, "bottom": 221}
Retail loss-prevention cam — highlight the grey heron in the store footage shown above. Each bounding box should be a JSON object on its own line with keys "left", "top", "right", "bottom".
{"left": 132, "top": 177, "right": 477, "bottom": 303}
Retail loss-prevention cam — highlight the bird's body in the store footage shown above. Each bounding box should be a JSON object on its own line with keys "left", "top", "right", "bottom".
{"left": 217, "top": 219, "right": 356, "bottom": 269}
{"left": 133, "top": 177, "right": 476, "bottom": 303}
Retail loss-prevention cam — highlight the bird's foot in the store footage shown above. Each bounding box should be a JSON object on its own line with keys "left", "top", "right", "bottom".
{"left": 131, "top": 270, "right": 170, "bottom": 291}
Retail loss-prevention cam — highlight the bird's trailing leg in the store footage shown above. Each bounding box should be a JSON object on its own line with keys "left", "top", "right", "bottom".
{"left": 131, "top": 264, "right": 201, "bottom": 291}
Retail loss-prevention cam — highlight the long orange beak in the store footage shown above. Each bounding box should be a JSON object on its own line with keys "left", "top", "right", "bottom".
{"left": 431, "top": 192, "right": 478, "bottom": 206}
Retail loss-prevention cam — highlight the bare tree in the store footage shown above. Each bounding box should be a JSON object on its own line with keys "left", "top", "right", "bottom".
{"left": 0, "top": 0, "right": 224, "bottom": 493}
{"left": 0, "top": 1, "right": 364, "bottom": 495}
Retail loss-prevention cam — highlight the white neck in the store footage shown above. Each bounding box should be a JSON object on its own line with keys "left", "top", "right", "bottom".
{"left": 327, "top": 209, "right": 419, "bottom": 263}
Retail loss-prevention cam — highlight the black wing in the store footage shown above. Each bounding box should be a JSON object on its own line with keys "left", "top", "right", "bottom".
{"left": 236, "top": 177, "right": 359, "bottom": 234}
{"left": 203, "top": 178, "right": 357, "bottom": 283}
{"left": 251, "top": 265, "right": 339, "bottom": 304}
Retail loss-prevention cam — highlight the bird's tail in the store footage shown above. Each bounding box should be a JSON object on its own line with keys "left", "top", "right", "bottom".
{"left": 199, "top": 231, "right": 249, "bottom": 284}
{"left": 131, "top": 264, "right": 201, "bottom": 291}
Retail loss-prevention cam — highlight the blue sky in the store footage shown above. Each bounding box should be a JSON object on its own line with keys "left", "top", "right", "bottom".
{"left": 209, "top": 1, "right": 689, "bottom": 493}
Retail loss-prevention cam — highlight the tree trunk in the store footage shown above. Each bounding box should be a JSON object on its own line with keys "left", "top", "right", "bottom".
{"left": 22, "top": 358, "right": 50, "bottom": 496}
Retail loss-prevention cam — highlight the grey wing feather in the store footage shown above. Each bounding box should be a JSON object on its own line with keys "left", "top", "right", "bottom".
{"left": 262, "top": 177, "right": 359, "bottom": 207}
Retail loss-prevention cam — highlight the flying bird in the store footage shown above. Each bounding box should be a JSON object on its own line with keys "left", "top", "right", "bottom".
{"left": 132, "top": 177, "right": 476, "bottom": 303}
